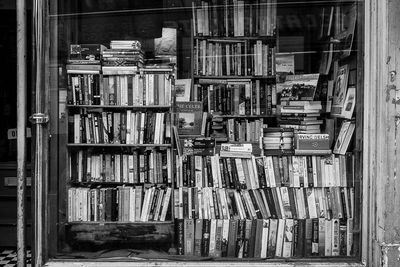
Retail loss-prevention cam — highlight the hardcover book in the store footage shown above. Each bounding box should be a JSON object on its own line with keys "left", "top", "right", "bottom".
{"left": 176, "top": 101, "right": 203, "bottom": 135}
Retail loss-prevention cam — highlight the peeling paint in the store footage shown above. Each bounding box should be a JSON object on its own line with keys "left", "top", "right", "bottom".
{"left": 381, "top": 243, "right": 400, "bottom": 267}
{"left": 386, "top": 84, "right": 397, "bottom": 102}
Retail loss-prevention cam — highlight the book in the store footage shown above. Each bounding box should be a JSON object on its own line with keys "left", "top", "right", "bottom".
{"left": 277, "top": 74, "right": 320, "bottom": 102}
{"left": 175, "top": 79, "right": 192, "bottom": 102}
{"left": 294, "top": 134, "right": 330, "bottom": 150}
{"left": 340, "top": 87, "right": 356, "bottom": 119}
{"left": 331, "top": 65, "right": 349, "bottom": 116}
{"left": 333, "top": 121, "right": 355, "bottom": 155}
{"left": 176, "top": 101, "right": 203, "bottom": 136}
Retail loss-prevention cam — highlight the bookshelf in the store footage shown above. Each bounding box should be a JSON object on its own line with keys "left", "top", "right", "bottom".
{"left": 169, "top": 0, "right": 358, "bottom": 260}
{"left": 63, "top": 43, "right": 176, "bottom": 249}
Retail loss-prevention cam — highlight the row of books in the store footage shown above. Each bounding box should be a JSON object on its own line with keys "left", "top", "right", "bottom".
{"left": 225, "top": 118, "right": 264, "bottom": 142}
{"left": 174, "top": 187, "right": 354, "bottom": 220}
{"left": 175, "top": 217, "right": 353, "bottom": 257}
{"left": 194, "top": 40, "right": 276, "bottom": 76}
{"left": 67, "top": 71, "right": 172, "bottom": 106}
{"left": 175, "top": 154, "right": 354, "bottom": 189}
{"left": 70, "top": 111, "right": 170, "bottom": 145}
{"left": 192, "top": 0, "right": 277, "bottom": 37}
{"left": 69, "top": 150, "right": 172, "bottom": 184}
{"left": 67, "top": 186, "right": 172, "bottom": 222}
{"left": 194, "top": 80, "right": 276, "bottom": 115}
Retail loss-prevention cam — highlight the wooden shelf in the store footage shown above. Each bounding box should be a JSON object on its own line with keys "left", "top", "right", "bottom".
{"left": 66, "top": 221, "right": 173, "bottom": 225}
{"left": 67, "top": 143, "right": 171, "bottom": 148}
{"left": 194, "top": 75, "right": 276, "bottom": 80}
{"left": 67, "top": 104, "right": 171, "bottom": 109}
{"left": 193, "top": 35, "right": 276, "bottom": 42}
{"left": 212, "top": 114, "right": 276, "bottom": 119}
{"left": 70, "top": 181, "right": 171, "bottom": 187}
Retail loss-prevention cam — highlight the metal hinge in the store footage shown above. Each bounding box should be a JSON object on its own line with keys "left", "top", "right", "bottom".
{"left": 29, "top": 113, "right": 49, "bottom": 125}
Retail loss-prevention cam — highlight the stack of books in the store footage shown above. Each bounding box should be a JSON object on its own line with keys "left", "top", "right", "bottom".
{"left": 262, "top": 128, "right": 294, "bottom": 155}
{"left": 278, "top": 101, "right": 323, "bottom": 134}
{"left": 67, "top": 44, "right": 103, "bottom": 105}
{"left": 102, "top": 40, "right": 144, "bottom": 68}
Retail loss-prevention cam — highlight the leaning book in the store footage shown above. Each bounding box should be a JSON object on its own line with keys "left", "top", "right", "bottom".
{"left": 176, "top": 101, "right": 203, "bottom": 136}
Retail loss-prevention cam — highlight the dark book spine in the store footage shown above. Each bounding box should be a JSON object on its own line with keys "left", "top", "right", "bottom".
{"left": 228, "top": 190, "right": 239, "bottom": 218}
{"left": 176, "top": 219, "right": 185, "bottom": 255}
{"left": 311, "top": 218, "right": 319, "bottom": 256}
{"left": 247, "top": 219, "right": 258, "bottom": 258}
{"left": 227, "top": 219, "right": 238, "bottom": 256}
{"left": 111, "top": 188, "right": 118, "bottom": 221}
{"left": 206, "top": 156, "right": 213, "bottom": 187}
{"left": 292, "top": 219, "right": 299, "bottom": 257}
{"left": 183, "top": 188, "right": 189, "bottom": 219}
{"left": 183, "top": 159, "right": 188, "bottom": 187}
{"left": 230, "top": 158, "right": 240, "bottom": 189}
{"left": 271, "top": 188, "right": 283, "bottom": 219}
{"left": 202, "top": 219, "right": 211, "bottom": 256}
{"left": 190, "top": 156, "right": 196, "bottom": 187}
{"left": 306, "top": 156, "right": 314, "bottom": 187}
{"left": 282, "top": 156, "right": 290, "bottom": 187}
{"left": 249, "top": 190, "right": 262, "bottom": 219}
{"left": 264, "top": 188, "right": 278, "bottom": 219}
{"left": 212, "top": 189, "right": 221, "bottom": 219}
{"left": 225, "top": 158, "right": 235, "bottom": 189}
{"left": 288, "top": 187, "right": 298, "bottom": 219}
{"left": 297, "top": 219, "right": 306, "bottom": 257}
{"left": 339, "top": 219, "right": 347, "bottom": 256}
{"left": 235, "top": 219, "right": 246, "bottom": 257}
{"left": 219, "top": 158, "right": 227, "bottom": 188}
{"left": 255, "top": 157, "right": 267, "bottom": 188}
{"left": 272, "top": 156, "right": 282, "bottom": 186}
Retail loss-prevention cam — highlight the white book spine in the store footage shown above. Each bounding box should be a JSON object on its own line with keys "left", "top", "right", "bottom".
{"left": 275, "top": 219, "right": 285, "bottom": 257}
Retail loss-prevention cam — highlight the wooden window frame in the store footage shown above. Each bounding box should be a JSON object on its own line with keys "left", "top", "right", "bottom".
{"left": 31, "top": 0, "right": 395, "bottom": 266}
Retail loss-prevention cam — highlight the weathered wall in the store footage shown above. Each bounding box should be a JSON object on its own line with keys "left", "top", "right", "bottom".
{"left": 382, "top": 0, "right": 400, "bottom": 266}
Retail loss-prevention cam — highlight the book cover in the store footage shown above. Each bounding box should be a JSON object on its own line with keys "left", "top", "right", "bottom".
{"left": 175, "top": 79, "right": 192, "bottom": 102}
{"left": 176, "top": 101, "right": 203, "bottom": 136}
{"left": 333, "top": 121, "right": 355, "bottom": 155}
{"left": 340, "top": 87, "right": 356, "bottom": 119}
{"left": 332, "top": 65, "right": 349, "bottom": 116}
{"left": 277, "top": 74, "right": 320, "bottom": 102}
{"left": 294, "top": 134, "right": 330, "bottom": 150}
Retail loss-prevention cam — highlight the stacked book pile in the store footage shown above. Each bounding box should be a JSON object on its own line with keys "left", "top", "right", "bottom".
{"left": 67, "top": 44, "right": 104, "bottom": 105}
{"left": 262, "top": 128, "right": 294, "bottom": 155}
{"left": 102, "top": 40, "right": 144, "bottom": 68}
{"left": 278, "top": 101, "right": 323, "bottom": 134}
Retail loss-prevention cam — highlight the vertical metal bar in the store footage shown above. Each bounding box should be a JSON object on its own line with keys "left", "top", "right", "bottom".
{"left": 33, "top": 0, "right": 49, "bottom": 264}
{"left": 16, "top": 0, "right": 27, "bottom": 265}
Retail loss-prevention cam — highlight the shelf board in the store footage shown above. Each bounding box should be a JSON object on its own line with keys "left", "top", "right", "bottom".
{"left": 70, "top": 181, "right": 170, "bottom": 187}
{"left": 66, "top": 221, "right": 173, "bottom": 225}
{"left": 194, "top": 75, "right": 276, "bottom": 80}
{"left": 67, "top": 143, "right": 171, "bottom": 148}
{"left": 193, "top": 35, "right": 276, "bottom": 41}
{"left": 67, "top": 104, "right": 171, "bottom": 109}
{"left": 213, "top": 114, "right": 276, "bottom": 119}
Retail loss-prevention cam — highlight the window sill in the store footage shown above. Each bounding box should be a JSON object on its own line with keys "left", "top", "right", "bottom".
{"left": 44, "top": 259, "right": 364, "bottom": 267}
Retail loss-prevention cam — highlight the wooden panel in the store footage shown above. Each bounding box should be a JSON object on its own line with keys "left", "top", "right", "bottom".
{"left": 65, "top": 222, "right": 174, "bottom": 249}
{"left": 44, "top": 261, "right": 365, "bottom": 267}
